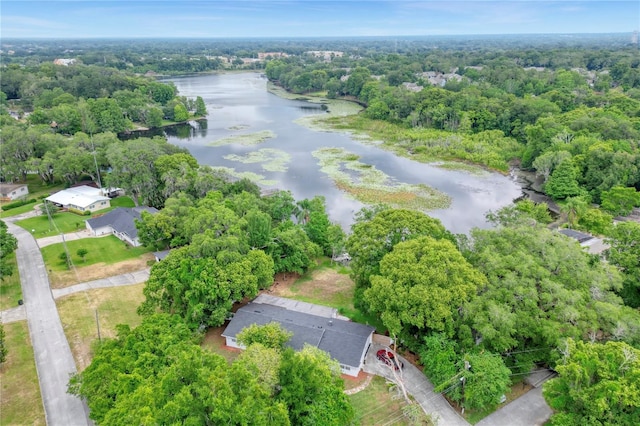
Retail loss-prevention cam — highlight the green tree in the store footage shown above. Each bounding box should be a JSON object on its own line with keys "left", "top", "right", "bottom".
{"left": 139, "top": 247, "right": 274, "bottom": 328}
{"left": 59, "top": 251, "right": 71, "bottom": 269}
{"left": 545, "top": 158, "right": 582, "bottom": 200}
{"left": 76, "top": 248, "right": 88, "bottom": 263}
{"left": 278, "top": 345, "right": 354, "bottom": 426}
{"left": 600, "top": 186, "right": 640, "bottom": 216}
{"left": 346, "top": 209, "right": 453, "bottom": 307}
{"left": 173, "top": 103, "right": 189, "bottom": 122}
{"left": 560, "top": 196, "right": 589, "bottom": 228}
{"left": 144, "top": 107, "right": 163, "bottom": 128}
{"left": 606, "top": 222, "right": 640, "bottom": 307}
{"left": 462, "top": 352, "right": 511, "bottom": 411}
{"left": 268, "top": 221, "right": 321, "bottom": 275}
{"left": 578, "top": 208, "right": 613, "bottom": 236}
{"left": 465, "top": 225, "right": 639, "bottom": 365}
{"left": 543, "top": 339, "right": 640, "bottom": 426}
{"left": 195, "top": 96, "right": 207, "bottom": 116}
{"left": 364, "top": 236, "right": 485, "bottom": 340}
{"left": 0, "top": 221, "right": 18, "bottom": 280}
{"left": 237, "top": 322, "right": 292, "bottom": 350}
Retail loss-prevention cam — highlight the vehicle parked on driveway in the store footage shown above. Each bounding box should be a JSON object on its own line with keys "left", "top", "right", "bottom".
{"left": 376, "top": 348, "right": 403, "bottom": 370}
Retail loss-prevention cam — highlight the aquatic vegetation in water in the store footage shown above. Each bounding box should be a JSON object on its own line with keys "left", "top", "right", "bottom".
{"left": 210, "top": 166, "right": 278, "bottom": 187}
{"left": 224, "top": 148, "right": 291, "bottom": 172}
{"left": 312, "top": 147, "right": 451, "bottom": 211}
{"left": 208, "top": 130, "right": 276, "bottom": 146}
{"left": 227, "top": 124, "right": 250, "bottom": 131}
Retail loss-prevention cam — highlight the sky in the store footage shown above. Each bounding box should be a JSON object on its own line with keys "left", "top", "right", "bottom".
{"left": 1, "top": 1, "right": 638, "bottom": 39}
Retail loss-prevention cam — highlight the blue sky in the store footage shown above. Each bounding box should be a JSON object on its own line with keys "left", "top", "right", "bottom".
{"left": 1, "top": 1, "right": 638, "bottom": 39}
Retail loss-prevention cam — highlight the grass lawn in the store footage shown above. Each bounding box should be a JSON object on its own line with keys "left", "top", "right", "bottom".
{"left": 0, "top": 254, "right": 22, "bottom": 311}
{"left": 41, "top": 235, "right": 153, "bottom": 272}
{"left": 275, "top": 259, "right": 386, "bottom": 333}
{"left": 0, "top": 201, "right": 39, "bottom": 218}
{"left": 350, "top": 375, "right": 410, "bottom": 425}
{"left": 16, "top": 212, "right": 89, "bottom": 237}
{"left": 56, "top": 284, "right": 146, "bottom": 371}
{"left": 108, "top": 196, "right": 135, "bottom": 208}
{"left": 0, "top": 321, "right": 45, "bottom": 426}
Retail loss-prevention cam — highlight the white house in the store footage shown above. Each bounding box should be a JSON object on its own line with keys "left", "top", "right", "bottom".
{"left": 86, "top": 207, "right": 158, "bottom": 247}
{"left": 46, "top": 185, "right": 110, "bottom": 213}
{"left": 222, "top": 295, "right": 375, "bottom": 377}
{"left": 0, "top": 183, "right": 29, "bottom": 201}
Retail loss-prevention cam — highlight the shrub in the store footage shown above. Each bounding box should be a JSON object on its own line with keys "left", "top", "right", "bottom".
{"left": 1, "top": 198, "right": 36, "bottom": 211}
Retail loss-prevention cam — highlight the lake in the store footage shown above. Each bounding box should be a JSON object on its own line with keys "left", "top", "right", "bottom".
{"left": 158, "top": 72, "right": 522, "bottom": 233}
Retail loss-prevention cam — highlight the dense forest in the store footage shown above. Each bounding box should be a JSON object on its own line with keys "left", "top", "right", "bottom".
{"left": 2, "top": 36, "right": 640, "bottom": 424}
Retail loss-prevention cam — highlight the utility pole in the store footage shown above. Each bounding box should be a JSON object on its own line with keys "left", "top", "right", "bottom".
{"left": 95, "top": 310, "right": 102, "bottom": 342}
{"left": 461, "top": 359, "right": 471, "bottom": 415}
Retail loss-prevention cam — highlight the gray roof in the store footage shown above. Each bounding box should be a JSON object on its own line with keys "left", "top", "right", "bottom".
{"left": 558, "top": 228, "right": 593, "bottom": 244}
{"left": 87, "top": 207, "right": 158, "bottom": 239}
{"left": 223, "top": 302, "right": 375, "bottom": 367}
{"left": 153, "top": 250, "right": 172, "bottom": 261}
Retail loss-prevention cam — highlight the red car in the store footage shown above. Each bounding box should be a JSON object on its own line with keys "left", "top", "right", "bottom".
{"left": 376, "top": 349, "right": 403, "bottom": 370}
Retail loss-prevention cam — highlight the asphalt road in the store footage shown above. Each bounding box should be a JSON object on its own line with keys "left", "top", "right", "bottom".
{"left": 6, "top": 221, "right": 91, "bottom": 426}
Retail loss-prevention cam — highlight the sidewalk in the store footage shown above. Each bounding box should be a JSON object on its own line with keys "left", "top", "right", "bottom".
{"left": 37, "top": 229, "right": 109, "bottom": 248}
{"left": 52, "top": 269, "right": 150, "bottom": 299}
{"left": 0, "top": 305, "right": 27, "bottom": 324}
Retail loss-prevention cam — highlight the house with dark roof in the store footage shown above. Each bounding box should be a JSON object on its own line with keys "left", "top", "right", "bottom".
{"left": 222, "top": 295, "right": 375, "bottom": 377}
{"left": 86, "top": 207, "right": 158, "bottom": 247}
{"left": 558, "top": 228, "right": 593, "bottom": 244}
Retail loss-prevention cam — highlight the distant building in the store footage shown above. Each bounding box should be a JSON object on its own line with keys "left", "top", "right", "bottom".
{"left": 53, "top": 58, "right": 76, "bottom": 66}
{"left": 632, "top": 31, "right": 639, "bottom": 45}
{"left": 86, "top": 206, "right": 158, "bottom": 246}
{"left": 222, "top": 295, "right": 375, "bottom": 377}
{"left": 0, "top": 183, "right": 29, "bottom": 201}
{"left": 401, "top": 82, "right": 424, "bottom": 92}
{"left": 257, "top": 52, "right": 289, "bottom": 60}
{"left": 306, "top": 51, "right": 344, "bottom": 62}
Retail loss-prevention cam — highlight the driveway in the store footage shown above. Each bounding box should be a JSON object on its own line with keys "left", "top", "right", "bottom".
{"left": 52, "top": 269, "right": 150, "bottom": 299}
{"left": 363, "top": 342, "right": 470, "bottom": 426}
{"left": 5, "top": 221, "right": 91, "bottom": 426}
{"left": 476, "top": 387, "right": 553, "bottom": 426}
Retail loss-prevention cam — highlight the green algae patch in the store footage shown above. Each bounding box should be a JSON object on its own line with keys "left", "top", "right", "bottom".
{"left": 224, "top": 148, "right": 291, "bottom": 172}
{"left": 313, "top": 147, "right": 451, "bottom": 211}
{"left": 209, "top": 130, "right": 276, "bottom": 147}
{"left": 434, "top": 161, "right": 490, "bottom": 175}
{"left": 211, "top": 166, "right": 278, "bottom": 186}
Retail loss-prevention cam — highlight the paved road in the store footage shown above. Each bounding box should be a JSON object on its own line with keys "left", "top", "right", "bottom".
{"left": 52, "top": 269, "right": 150, "bottom": 299}
{"left": 477, "top": 387, "right": 553, "bottom": 426}
{"left": 364, "top": 343, "right": 470, "bottom": 426}
{"left": 5, "top": 221, "right": 91, "bottom": 426}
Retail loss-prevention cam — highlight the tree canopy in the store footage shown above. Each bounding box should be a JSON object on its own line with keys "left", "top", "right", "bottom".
{"left": 543, "top": 339, "right": 640, "bottom": 426}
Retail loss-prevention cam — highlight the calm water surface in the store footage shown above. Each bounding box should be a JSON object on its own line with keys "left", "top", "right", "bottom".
{"left": 162, "top": 72, "right": 522, "bottom": 233}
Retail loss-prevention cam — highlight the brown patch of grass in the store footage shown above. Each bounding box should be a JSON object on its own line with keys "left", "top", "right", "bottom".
{"left": 56, "top": 284, "right": 145, "bottom": 371}
{"left": 201, "top": 325, "right": 242, "bottom": 364}
{"left": 0, "top": 321, "right": 45, "bottom": 426}
{"left": 342, "top": 370, "right": 372, "bottom": 391}
{"left": 49, "top": 255, "right": 153, "bottom": 289}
